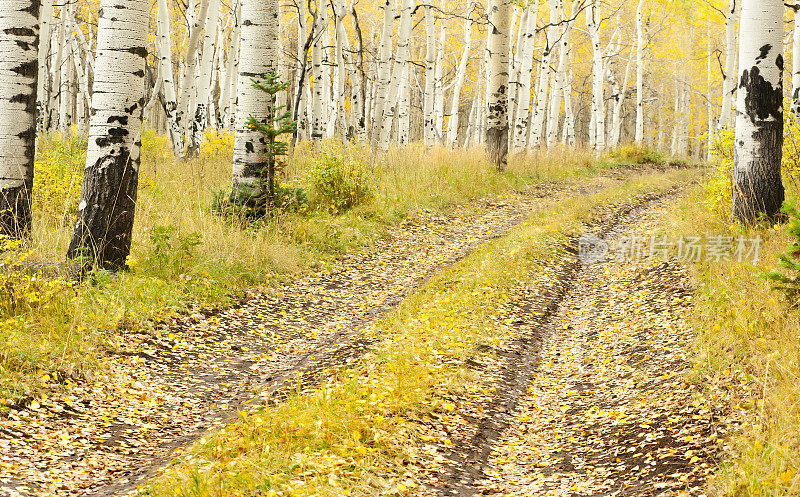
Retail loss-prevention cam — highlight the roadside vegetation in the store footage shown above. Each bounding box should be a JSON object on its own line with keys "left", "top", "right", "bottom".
{"left": 0, "top": 130, "right": 654, "bottom": 405}
{"left": 665, "top": 117, "right": 800, "bottom": 494}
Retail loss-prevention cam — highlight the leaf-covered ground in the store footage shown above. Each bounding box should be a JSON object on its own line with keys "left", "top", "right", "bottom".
{"left": 422, "top": 195, "right": 749, "bottom": 496}
{"left": 0, "top": 176, "right": 627, "bottom": 497}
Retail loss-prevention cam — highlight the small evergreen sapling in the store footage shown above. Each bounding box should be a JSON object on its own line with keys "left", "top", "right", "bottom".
{"left": 224, "top": 72, "right": 299, "bottom": 218}
{"left": 764, "top": 201, "right": 800, "bottom": 307}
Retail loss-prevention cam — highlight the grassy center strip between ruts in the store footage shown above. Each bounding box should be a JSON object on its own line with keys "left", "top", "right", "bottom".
{"left": 142, "top": 168, "right": 698, "bottom": 497}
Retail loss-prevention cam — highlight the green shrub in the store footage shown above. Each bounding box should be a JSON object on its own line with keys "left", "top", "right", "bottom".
{"left": 140, "top": 225, "right": 202, "bottom": 279}
{"left": 703, "top": 128, "right": 734, "bottom": 217}
{"left": 0, "top": 236, "right": 74, "bottom": 318}
{"left": 212, "top": 182, "right": 308, "bottom": 219}
{"left": 605, "top": 145, "right": 666, "bottom": 166}
{"left": 33, "top": 132, "right": 87, "bottom": 223}
{"left": 307, "top": 152, "right": 374, "bottom": 214}
{"left": 763, "top": 200, "right": 800, "bottom": 307}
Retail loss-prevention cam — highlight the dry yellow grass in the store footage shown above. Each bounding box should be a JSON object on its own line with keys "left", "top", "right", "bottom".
{"left": 665, "top": 180, "right": 800, "bottom": 495}
{"left": 0, "top": 132, "right": 612, "bottom": 403}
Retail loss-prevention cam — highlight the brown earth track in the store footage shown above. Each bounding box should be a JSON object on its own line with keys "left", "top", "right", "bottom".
{"left": 432, "top": 191, "right": 683, "bottom": 497}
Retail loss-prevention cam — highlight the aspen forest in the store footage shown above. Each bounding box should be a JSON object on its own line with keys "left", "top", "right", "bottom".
{"left": 3, "top": 0, "right": 800, "bottom": 495}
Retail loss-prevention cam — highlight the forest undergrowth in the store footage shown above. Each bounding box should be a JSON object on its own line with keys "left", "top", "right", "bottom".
{"left": 0, "top": 128, "right": 647, "bottom": 405}
{"left": 664, "top": 117, "right": 800, "bottom": 494}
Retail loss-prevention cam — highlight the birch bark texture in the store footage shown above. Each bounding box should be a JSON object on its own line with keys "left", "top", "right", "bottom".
{"left": 485, "top": 0, "right": 511, "bottom": 170}
{"left": 732, "top": 0, "right": 784, "bottom": 223}
{"left": 719, "top": 0, "right": 738, "bottom": 127}
{"left": 157, "top": 0, "right": 185, "bottom": 157}
{"left": 67, "top": 0, "right": 149, "bottom": 269}
{"left": 634, "top": 0, "right": 645, "bottom": 143}
{"left": 0, "top": 0, "right": 39, "bottom": 237}
{"left": 446, "top": 5, "right": 472, "bottom": 147}
{"left": 231, "top": 0, "right": 279, "bottom": 189}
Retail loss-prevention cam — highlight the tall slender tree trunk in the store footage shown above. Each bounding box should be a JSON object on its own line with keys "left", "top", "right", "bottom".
{"left": 378, "top": 0, "right": 413, "bottom": 151}
{"left": 36, "top": 0, "right": 52, "bottom": 134}
{"left": 434, "top": 18, "right": 447, "bottom": 142}
{"left": 530, "top": 0, "right": 559, "bottom": 148}
{"left": 587, "top": 0, "right": 605, "bottom": 151}
{"left": 512, "top": 1, "right": 539, "bottom": 152}
{"left": 485, "top": 0, "right": 511, "bottom": 170}
{"left": 423, "top": 3, "right": 436, "bottom": 146}
{"left": 446, "top": 6, "right": 472, "bottom": 147}
{"left": 732, "top": 0, "right": 784, "bottom": 222}
{"left": 67, "top": 0, "right": 149, "bottom": 270}
{"left": 368, "top": 0, "right": 391, "bottom": 146}
{"left": 634, "top": 0, "right": 645, "bottom": 143}
{"left": 719, "top": 0, "right": 738, "bottom": 127}
{"left": 232, "top": 0, "right": 279, "bottom": 189}
{"left": 157, "top": 0, "right": 185, "bottom": 157}
{"left": 792, "top": 2, "right": 800, "bottom": 117}
{"left": 189, "top": 0, "right": 220, "bottom": 155}
{"left": 0, "top": 0, "right": 39, "bottom": 237}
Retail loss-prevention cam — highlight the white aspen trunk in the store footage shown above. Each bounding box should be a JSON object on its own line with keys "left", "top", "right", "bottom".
{"left": 59, "top": 5, "right": 74, "bottom": 132}
{"left": 464, "top": 96, "right": 477, "bottom": 147}
{"left": 423, "top": 3, "right": 436, "bottom": 146}
{"left": 292, "top": 5, "right": 308, "bottom": 138}
{"left": 563, "top": 68, "right": 575, "bottom": 146}
{"left": 180, "top": 0, "right": 211, "bottom": 149}
{"left": 232, "top": 0, "right": 279, "bottom": 190}
{"left": 209, "top": 22, "right": 224, "bottom": 126}
{"left": 634, "top": 0, "right": 645, "bottom": 143}
{"left": 323, "top": 25, "right": 336, "bottom": 139}
{"left": 446, "top": 7, "right": 472, "bottom": 147}
{"left": 485, "top": 0, "right": 511, "bottom": 169}
{"left": 434, "top": 18, "right": 447, "bottom": 141}
{"left": 333, "top": 0, "right": 348, "bottom": 142}
{"left": 157, "top": 0, "right": 185, "bottom": 156}
{"left": 547, "top": 0, "right": 577, "bottom": 148}
{"left": 609, "top": 49, "right": 633, "bottom": 148}
{"left": 719, "top": 0, "right": 738, "bottom": 127}
{"left": 67, "top": 0, "right": 149, "bottom": 269}
{"left": 670, "top": 89, "right": 679, "bottom": 155}
{"left": 707, "top": 25, "right": 714, "bottom": 160}
{"left": 310, "top": 1, "right": 327, "bottom": 141}
{"left": 189, "top": 0, "right": 219, "bottom": 154}
{"left": 680, "top": 83, "right": 689, "bottom": 156}
{"left": 508, "top": 8, "right": 526, "bottom": 133}
{"left": 587, "top": 0, "right": 605, "bottom": 151}
{"left": 70, "top": 33, "right": 89, "bottom": 132}
{"left": 398, "top": 61, "right": 411, "bottom": 146}
{"left": 227, "top": 2, "right": 241, "bottom": 130}
{"left": 733, "top": 1, "right": 785, "bottom": 221}
{"left": 347, "top": 4, "right": 367, "bottom": 143}
{"left": 0, "top": 0, "right": 39, "bottom": 236}
{"left": 35, "top": 0, "right": 52, "bottom": 133}
{"left": 792, "top": 3, "right": 800, "bottom": 117}
{"left": 530, "top": 0, "right": 559, "bottom": 148}
{"left": 377, "top": 0, "right": 413, "bottom": 150}
{"left": 512, "top": 1, "right": 539, "bottom": 152}
{"left": 49, "top": 16, "right": 62, "bottom": 130}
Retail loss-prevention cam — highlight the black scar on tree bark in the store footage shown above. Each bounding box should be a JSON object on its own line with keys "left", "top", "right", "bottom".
{"left": 66, "top": 142, "right": 140, "bottom": 272}
{"left": 733, "top": 62, "right": 785, "bottom": 223}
